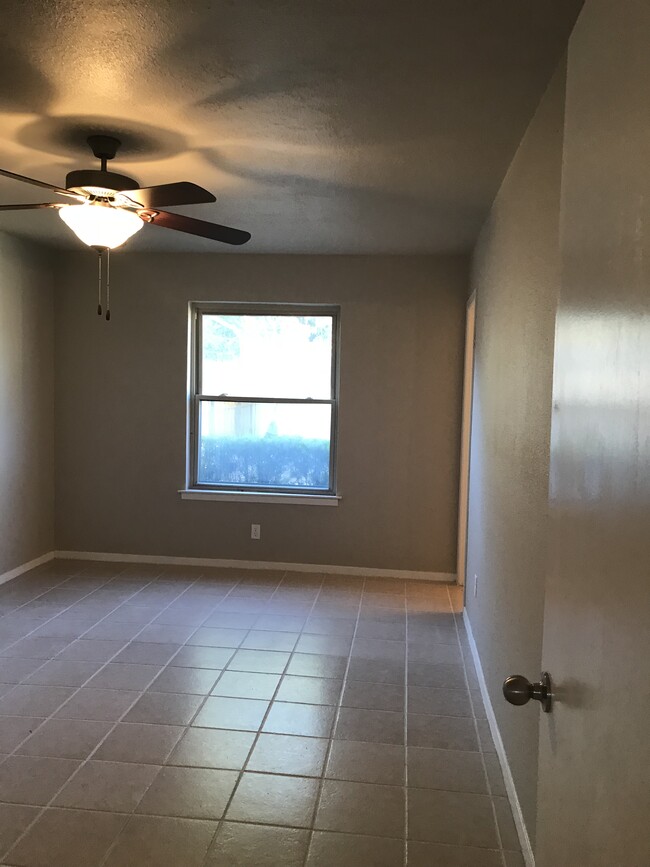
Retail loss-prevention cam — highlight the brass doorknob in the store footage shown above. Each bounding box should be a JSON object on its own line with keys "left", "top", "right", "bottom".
{"left": 503, "top": 672, "right": 552, "bottom": 713}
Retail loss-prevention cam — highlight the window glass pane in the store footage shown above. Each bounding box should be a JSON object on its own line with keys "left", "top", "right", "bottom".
{"left": 201, "top": 314, "right": 333, "bottom": 399}
{"left": 198, "top": 401, "right": 332, "bottom": 489}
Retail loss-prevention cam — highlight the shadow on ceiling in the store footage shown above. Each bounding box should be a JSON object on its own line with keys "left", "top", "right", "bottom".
{"left": 16, "top": 115, "right": 187, "bottom": 164}
{"left": 199, "top": 144, "right": 483, "bottom": 230}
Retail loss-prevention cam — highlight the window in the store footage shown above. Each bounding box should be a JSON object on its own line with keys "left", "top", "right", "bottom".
{"left": 189, "top": 303, "right": 339, "bottom": 497}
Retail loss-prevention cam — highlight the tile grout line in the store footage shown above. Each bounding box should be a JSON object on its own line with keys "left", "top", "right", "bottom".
{"left": 0, "top": 559, "right": 88, "bottom": 603}
{"left": 0, "top": 564, "right": 138, "bottom": 708}
{"left": 1, "top": 563, "right": 286, "bottom": 861}
{"left": 96, "top": 567, "right": 267, "bottom": 867}
{"left": 0, "top": 563, "right": 208, "bottom": 861}
{"left": 6, "top": 563, "right": 290, "bottom": 864}
{"left": 0, "top": 562, "right": 105, "bottom": 661}
{"left": 0, "top": 566, "right": 482, "bottom": 865}
{"left": 0, "top": 561, "right": 157, "bottom": 692}
{"left": 300, "top": 576, "right": 366, "bottom": 867}
{"left": 0, "top": 563, "right": 235, "bottom": 863}
{"left": 127, "top": 566, "right": 295, "bottom": 817}
{"left": 0, "top": 563, "right": 177, "bottom": 721}
{"left": 0, "top": 567, "right": 157, "bottom": 860}
{"left": 199, "top": 569, "right": 328, "bottom": 867}
{"left": 446, "top": 584, "right": 508, "bottom": 867}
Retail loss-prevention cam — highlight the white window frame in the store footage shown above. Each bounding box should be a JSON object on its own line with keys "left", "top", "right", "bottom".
{"left": 184, "top": 302, "right": 340, "bottom": 501}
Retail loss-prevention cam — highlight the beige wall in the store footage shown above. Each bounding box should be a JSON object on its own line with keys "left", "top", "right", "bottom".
{"left": 54, "top": 254, "right": 467, "bottom": 572}
{"left": 0, "top": 232, "right": 55, "bottom": 575}
{"left": 465, "top": 63, "right": 566, "bottom": 842}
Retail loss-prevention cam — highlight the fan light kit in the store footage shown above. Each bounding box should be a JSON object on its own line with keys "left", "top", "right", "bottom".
{"left": 59, "top": 202, "right": 144, "bottom": 249}
{"left": 0, "top": 134, "right": 251, "bottom": 320}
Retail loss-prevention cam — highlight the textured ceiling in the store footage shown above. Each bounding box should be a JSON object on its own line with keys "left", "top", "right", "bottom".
{"left": 0, "top": 0, "right": 582, "bottom": 254}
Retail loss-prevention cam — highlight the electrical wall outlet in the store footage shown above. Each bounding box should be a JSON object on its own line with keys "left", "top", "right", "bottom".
{"left": 251, "top": 524, "right": 261, "bottom": 540}
{"left": 473, "top": 574, "right": 478, "bottom": 597}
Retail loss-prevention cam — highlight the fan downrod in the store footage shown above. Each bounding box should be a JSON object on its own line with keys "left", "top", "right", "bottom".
{"left": 65, "top": 135, "right": 137, "bottom": 195}
{"left": 87, "top": 135, "right": 121, "bottom": 170}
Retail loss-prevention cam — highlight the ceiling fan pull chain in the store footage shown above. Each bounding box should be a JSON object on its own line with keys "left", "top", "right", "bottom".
{"left": 105, "top": 248, "right": 111, "bottom": 321}
{"left": 97, "top": 250, "right": 103, "bottom": 316}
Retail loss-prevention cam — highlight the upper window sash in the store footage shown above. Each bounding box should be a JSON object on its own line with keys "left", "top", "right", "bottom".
{"left": 195, "top": 305, "right": 338, "bottom": 401}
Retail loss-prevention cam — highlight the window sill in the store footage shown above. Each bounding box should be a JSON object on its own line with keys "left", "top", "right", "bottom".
{"left": 179, "top": 489, "right": 341, "bottom": 506}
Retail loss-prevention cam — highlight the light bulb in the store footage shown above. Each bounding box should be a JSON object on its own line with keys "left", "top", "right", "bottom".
{"left": 59, "top": 202, "right": 143, "bottom": 249}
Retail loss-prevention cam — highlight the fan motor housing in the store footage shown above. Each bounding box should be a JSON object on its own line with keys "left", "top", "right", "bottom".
{"left": 65, "top": 169, "right": 139, "bottom": 198}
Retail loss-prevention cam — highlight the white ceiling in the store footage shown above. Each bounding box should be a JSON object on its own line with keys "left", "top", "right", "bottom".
{"left": 0, "top": 0, "right": 582, "bottom": 254}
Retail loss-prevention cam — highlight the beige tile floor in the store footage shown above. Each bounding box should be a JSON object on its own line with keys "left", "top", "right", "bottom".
{"left": 0, "top": 560, "right": 523, "bottom": 866}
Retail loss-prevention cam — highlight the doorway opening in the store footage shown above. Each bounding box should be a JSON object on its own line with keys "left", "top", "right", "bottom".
{"left": 456, "top": 292, "right": 476, "bottom": 589}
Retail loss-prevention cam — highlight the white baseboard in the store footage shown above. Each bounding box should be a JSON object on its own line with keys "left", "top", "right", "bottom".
{"left": 0, "top": 551, "right": 55, "bottom": 587}
{"left": 55, "top": 550, "right": 455, "bottom": 583}
{"left": 463, "top": 610, "right": 535, "bottom": 866}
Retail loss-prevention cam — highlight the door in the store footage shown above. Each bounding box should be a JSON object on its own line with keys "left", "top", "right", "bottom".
{"left": 534, "top": 4, "right": 650, "bottom": 865}
{"left": 456, "top": 293, "right": 476, "bottom": 588}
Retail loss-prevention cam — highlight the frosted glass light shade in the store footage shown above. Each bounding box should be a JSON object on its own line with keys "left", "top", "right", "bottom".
{"left": 59, "top": 203, "right": 143, "bottom": 249}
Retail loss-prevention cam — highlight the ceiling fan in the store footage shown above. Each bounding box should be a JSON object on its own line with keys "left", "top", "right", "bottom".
{"left": 0, "top": 134, "right": 251, "bottom": 319}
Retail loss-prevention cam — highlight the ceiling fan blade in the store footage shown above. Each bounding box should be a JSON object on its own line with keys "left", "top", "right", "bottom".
{"left": 121, "top": 182, "right": 216, "bottom": 209}
{"left": 0, "top": 202, "right": 64, "bottom": 210}
{"left": 139, "top": 209, "right": 251, "bottom": 245}
{"left": 0, "top": 168, "right": 85, "bottom": 201}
